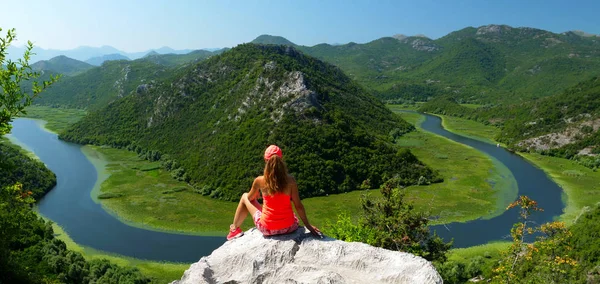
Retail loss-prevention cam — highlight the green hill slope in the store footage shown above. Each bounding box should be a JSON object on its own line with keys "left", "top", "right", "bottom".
{"left": 251, "top": 35, "right": 297, "bottom": 46}
{"left": 33, "top": 60, "right": 170, "bottom": 110}
{"left": 140, "top": 49, "right": 215, "bottom": 66}
{"left": 31, "top": 55, "right": 94, "bottom": 76}
{"left": 60, "top": 44, "right": 439, "bottom": 200}
{"left": 252, "top": 25, "right": 600, "bottom": 103}
{"left": 85, "top": 53, "right": 130, "bottom": 66}
{"left": 420, "top": 77, "right": 600, "bottom": 163}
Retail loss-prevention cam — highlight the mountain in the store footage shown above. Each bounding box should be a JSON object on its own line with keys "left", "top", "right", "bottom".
{"left": 60, "top": 44, "right": 439, "bottom": 201}
{"left": 249, "top": 25, "right": 600, "bottom": 104}
{"left": 140, "top": 49, "right": 215, "bottom": 66}
{"left": 85, "top": 53, "right": 131, "bottom": 66}
{"left": 33, "top": 59, "right": 170, "bottom": 110}
{"left": 420, "top": 77, "right": 600, "bottom": 161}
{"left": 30, "top": 55, "right": 94, "bottom": 76}
{"left": 251, "top": 35, "right": 297, "bottom": 46}
{"left": 6, "top": 45, "right": 200, "bottom": 62}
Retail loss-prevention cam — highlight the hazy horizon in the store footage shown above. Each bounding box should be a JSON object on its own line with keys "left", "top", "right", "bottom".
{"left": 2, "top": 0, "right": 600, "bottom": 53}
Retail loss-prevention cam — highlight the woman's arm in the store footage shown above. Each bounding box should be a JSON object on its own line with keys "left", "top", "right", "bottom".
{"left": 248, "top": 177, "right": 262, "bottom": 201}
{"left": 289, "top": 176, "right": 322, "bottom": 237}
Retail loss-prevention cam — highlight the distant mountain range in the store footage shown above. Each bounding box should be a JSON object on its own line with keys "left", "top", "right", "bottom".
{"left": 5, "top": 44, "right": 220, "bottom": 63}
{"left": 251, "top": 26, "right": 600, "bottom": 103}
{"left": 85, "top": 54, "right": 131, "bottom": 66}
{"left": 31, "top": 55, "right": 94, "bottom": 76}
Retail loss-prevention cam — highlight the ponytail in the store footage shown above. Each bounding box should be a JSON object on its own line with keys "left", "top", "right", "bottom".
{"left": 264, "top": 155, "right": 289, "bottom": 195}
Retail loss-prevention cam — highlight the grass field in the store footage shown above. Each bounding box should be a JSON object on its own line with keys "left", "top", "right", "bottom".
{"left": 438, "top": 115, "right": 500, "bottom": 145}
{"left": 404, "top": 107, "right": 600, "bottom": 225}
{"left": 392, "top": 111, "right": 517, "bottom": 222}
{"left": 23, "top": 105, "right": 87, "bottom": 133}
{"left": 50, "top": 222, "right": 188, "bottom": 283}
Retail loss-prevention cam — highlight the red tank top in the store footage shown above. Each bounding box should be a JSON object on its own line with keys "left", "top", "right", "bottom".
{"left": 260, "top": 192, "right": 295, "bottom": 230}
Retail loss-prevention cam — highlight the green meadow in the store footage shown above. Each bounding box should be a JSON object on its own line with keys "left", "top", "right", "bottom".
{"left": 438, "top": 114, "right": 500, "bottom": 144}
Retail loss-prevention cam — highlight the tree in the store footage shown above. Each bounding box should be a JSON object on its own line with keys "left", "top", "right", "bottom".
{"left": 0, "top": 27, "right": 60, "bottom": 135}
{"left": 327, "top": 177, "right": 452, "bottom": 262}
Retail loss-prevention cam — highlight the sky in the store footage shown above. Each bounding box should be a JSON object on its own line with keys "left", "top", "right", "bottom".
{"left": 2, "top": 0, "right": 599, "bottom": 52}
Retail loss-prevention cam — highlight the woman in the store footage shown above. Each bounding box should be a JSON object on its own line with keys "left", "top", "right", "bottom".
{"left": 227, "top": 145, "right": 321, "bottom": 240}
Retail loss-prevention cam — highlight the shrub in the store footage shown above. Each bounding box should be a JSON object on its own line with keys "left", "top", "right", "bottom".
{"left": 97, "top": 193, "right": 124, "bottom": 199}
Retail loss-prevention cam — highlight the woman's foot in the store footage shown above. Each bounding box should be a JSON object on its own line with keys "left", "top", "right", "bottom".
{"left": 227, "top": 227, "right": 243, "bottom": 240}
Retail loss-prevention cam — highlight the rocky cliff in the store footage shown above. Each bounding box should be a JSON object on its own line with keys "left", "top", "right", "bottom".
{"left": 172, "top": 228, "right": 442, "bottom": 284}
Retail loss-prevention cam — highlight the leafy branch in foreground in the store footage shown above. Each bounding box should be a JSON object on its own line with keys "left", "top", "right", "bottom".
{"left": 0, "top": 27, "right": 60, "bottom": 135}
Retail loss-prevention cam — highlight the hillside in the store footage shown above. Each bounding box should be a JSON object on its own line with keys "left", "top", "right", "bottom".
{"left": 60, "top": 44, "right": 439, "bottom": 200}
{"left": 140, "top": 49, "right": 215, "bottom": 66}
{"left": 85, "top": 53, "right": 131, "bottom": 66}
{"left": 30, "top": 55, "right": 94, "bottom": 76}
{"left": 253, "top": 25, "right": 600, "bottom": 103}
{"left": 420, "top": 77, "right": 600, "bottom": 164}
{"left": 251, "top": 35, "right": 297, "bottom": 46}
{"left": 33, "top": 59, "right": 170, "bottom": 110}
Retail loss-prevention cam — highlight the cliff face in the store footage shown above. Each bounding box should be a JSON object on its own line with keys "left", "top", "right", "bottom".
{"left": 172, "top": 228, "right": 442, "bottom": 284}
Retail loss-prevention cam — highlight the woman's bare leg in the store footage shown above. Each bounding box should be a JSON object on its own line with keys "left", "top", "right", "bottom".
{"left": 231, "top": 193, "right": 260, "bottom": 229}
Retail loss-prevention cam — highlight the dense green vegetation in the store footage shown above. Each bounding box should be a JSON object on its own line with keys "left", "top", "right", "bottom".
{"left": 0, "top": 140, "right": 150, "bottom": 283}
{"left": 253, "top": 25, "right": 600, "bottom": 104}
{"left": 31, "top": 55, "right": 94, "bottom": 76}
{"left": 328, "top": 177, "right": 452, "bottom": 262}
{"left": 140, "top": 49, "right": 216, "bottom": 67}
{"left": 419, "top": 77, "right": 600, "bottom": 170}
{"left": 1, "top": 29, "right": 173, "bottom": 283}
{"left": 0, "top": 139, "right": 56, "bottom": 199}
{"left": 60, "top": 44, "right": 439, "bottom": 201}
{"left": 32, "top": 59, "right": 171, "bottom": 110}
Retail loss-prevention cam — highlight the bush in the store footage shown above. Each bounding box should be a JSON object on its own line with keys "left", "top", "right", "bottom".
{"left": 97, "top": 193, "right": 124, "bottom": 199}
{"left": 327, "top": 178, "right": 452, "bottom": 262}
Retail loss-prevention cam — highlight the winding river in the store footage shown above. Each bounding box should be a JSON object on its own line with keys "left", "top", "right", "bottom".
{"left": 8, "top": 114, "right": 564, "bottom": 262}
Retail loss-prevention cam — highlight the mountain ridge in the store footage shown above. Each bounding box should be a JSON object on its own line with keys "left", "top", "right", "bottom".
{"left": 30, "top": 55, "right": 94, "bottom": 76}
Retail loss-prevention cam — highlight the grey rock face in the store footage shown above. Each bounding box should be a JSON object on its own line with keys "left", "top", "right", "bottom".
{"left": 172, "top": 228, "right": 442, "bottom": 284}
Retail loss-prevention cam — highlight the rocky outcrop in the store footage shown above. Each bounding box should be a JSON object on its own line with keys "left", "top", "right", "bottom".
{"left": 172, "top": 228, "right": 442, "bottom": 284}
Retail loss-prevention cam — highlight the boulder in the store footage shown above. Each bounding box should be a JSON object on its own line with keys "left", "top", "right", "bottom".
{"left": 172, "top": 227, "right": 442, "bottom": 284}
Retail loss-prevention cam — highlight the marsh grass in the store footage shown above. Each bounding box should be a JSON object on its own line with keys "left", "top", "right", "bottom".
{"left": 393, "top": 110, "right": 517, "bottom": 223}
{"left": 23, "top": 105, "right": 87, "bottom": 133}
{"left": 521, "top": 153, "right": 600, "bottom": 224}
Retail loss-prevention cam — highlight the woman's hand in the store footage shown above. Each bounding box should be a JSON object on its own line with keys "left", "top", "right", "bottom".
{"left": 307, "top": 225, "right": 323, "bottom": 238}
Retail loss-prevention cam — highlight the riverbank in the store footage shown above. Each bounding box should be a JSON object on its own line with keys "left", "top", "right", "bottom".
{"left": 23, "top": 105, "right": 87, "bottom": 133}
{"left": 392, "top": 110, "right": 517, "bottom": 222}
{"left": 50, "top": 222, "right": 188, "bottom": 283}
{"left": 425, "top": 111, "right": 600, "bottom": 225}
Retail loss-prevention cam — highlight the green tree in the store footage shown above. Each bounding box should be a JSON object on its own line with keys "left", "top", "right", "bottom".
{"left": 327, "top": 177, "right": 452, "bottom": 262}
{"left": 0, "top": 27, "right": 60, "bottom": 135}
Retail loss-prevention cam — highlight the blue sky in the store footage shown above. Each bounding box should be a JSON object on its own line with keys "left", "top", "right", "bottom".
{"left": 2, "top": 0, "right": 599, "bottom": 52}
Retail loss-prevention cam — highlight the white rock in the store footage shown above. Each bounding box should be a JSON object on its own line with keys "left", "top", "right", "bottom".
{"left": 172, "top": 228, "right": 442, "bottom": 284}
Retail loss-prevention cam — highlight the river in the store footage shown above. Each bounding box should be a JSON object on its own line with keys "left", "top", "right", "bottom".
{"left": 8, "top": 114, "right": 564, "bottom": 262}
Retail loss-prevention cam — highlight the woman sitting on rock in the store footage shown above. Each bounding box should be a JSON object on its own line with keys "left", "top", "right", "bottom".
{"left": 227, "top": 145, "right": 321, "bottom": 240}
